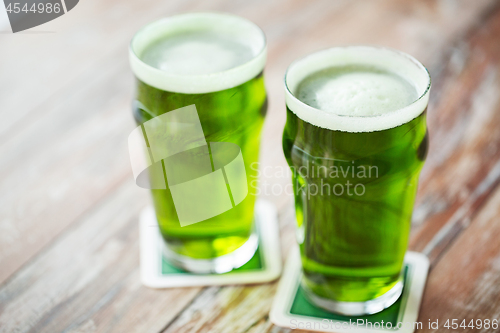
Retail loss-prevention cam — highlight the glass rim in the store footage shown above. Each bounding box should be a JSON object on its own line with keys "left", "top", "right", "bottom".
{"left": 284, "top": 45, "right": 431, "bottom": 132}
{"left": 129, "top": 12, "right": 267, "bottom": 94}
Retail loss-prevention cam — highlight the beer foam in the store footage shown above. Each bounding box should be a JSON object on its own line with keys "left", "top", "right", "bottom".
{"left": 285, "top": 47, "right": 431, "bottom": 132}
{"left": 130, "top": 13, "right": 266, "bottom": 94}
{"left": 297, "top": 66, "right": 418, "bottom": 117}
{"left": 141, "top": 32, "right": 254, "bottom": 76}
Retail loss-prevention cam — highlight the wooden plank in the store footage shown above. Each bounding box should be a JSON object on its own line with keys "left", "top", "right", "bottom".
{"left": 408, "top": 3, "right": 500, "bottom": 263}
{"left": 417, "top": 181, "right": 500, "bottom": 332}
{"left": 161, "top": 285, "right": 277, "bottom": 333}
{"left": 0, "top": 182, "right": 201, "bottom": 333}
{"left": 0, "top": 55, "right": 135, "bottom": 285}
{"left": 0, "top": 0, "right": 192, "bottom": 139}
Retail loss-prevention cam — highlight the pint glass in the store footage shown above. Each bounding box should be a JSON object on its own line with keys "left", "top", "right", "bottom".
{"left": 282, "top": 46, "right": 430, "bottom": 314}
{"left": 129, "top": 13, "right": 267, "bottom": 273}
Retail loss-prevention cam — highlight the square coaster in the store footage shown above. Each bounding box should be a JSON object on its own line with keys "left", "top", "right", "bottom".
{"left": 140, "top": 200, "right": 282, "bottom": 288}
{"left": 270, "top": 247, "right": 429, "bottom": 333}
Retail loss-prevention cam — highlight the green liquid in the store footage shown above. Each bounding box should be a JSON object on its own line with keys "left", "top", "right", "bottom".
{"left": 283, "top": 107, "right": 428, "bottom": 302}
{"left": 134, "top": 74, "right": 266, "bottom": 259}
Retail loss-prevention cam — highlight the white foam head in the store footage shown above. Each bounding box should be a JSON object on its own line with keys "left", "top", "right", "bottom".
{"left": 130, "top": 13, "right": 266, "bottom": 94}
{"left": 285, "top": 46, "right": 431, "bottom": 132}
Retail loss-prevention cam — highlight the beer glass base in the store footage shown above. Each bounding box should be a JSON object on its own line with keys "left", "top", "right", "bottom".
{"left": 161, "top": 232, "right": 259, "bottom": 274}
{"left": 302, "top": 277, "right": 404, "bottom": 316}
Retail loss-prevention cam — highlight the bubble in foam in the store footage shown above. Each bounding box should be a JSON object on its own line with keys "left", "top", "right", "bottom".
{"left": 296, "top": 66, "right": 418, "bottom": 117}
{"left": 141, "top": 32, "right": 255, "bottom": 75}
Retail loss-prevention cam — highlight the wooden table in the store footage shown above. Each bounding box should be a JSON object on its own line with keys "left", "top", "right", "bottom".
{"left": 1, "top": 0, "right": 500, "bottom": 332}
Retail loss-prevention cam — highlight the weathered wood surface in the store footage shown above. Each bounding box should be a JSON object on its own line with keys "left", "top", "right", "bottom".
{"left": 1, "top": 0, "right": 500, "bottom": 332}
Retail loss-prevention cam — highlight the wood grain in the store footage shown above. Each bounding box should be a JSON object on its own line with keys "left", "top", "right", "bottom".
{"left": 1, "top": 0, "right": 500, "bottom": 332}
{"left": 409, "top": 2, "right": 500, "bottom": 262}
{"left": 418, "top": 182, "right": 500, "bottom": 332}
{"left": 0, "top": 182, "right": 202, "bottom": 333}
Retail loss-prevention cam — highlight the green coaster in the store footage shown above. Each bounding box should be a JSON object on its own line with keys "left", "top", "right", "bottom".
{"left": 140, "top": 200, "right": 282, "bottom": 288}
{"left": 270, "top": 247, "right": 429, "bottom": 333}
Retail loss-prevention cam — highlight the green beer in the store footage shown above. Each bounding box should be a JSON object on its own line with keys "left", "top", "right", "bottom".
{"left": 283, "top": 47, "right": 430, "bottom": 314}
{"left": 129, "top": 13, "right": 267, "bottom": 273}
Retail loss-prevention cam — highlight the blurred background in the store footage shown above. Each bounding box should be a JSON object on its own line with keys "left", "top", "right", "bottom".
{"left": 1, "top": 0, "right": 500, "bottom": 332}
